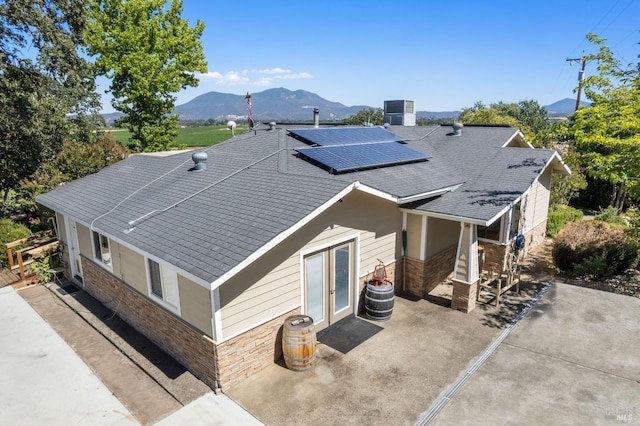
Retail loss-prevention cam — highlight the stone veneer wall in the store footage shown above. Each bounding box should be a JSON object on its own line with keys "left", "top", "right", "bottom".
{"left": 216, "top": 307, "right": 300, "bottom": 390}
{"left": 80, "top": 257, "right": 219, "bottom": 390}
{"left": 523, "top": 220, "right": 547, "bottom": 255}
{"left": 394, "top": 245, "right": 457, "bottom": 298}
{"left": 481, "top": 243, "right": 508, "bottom": 273}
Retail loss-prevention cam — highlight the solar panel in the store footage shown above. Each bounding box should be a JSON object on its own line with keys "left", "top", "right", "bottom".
{"left": 296, "top": 142, "right": 429, "bottom": 173}
{"left": 289, "top": 127, "right": 405, "bottom": 146}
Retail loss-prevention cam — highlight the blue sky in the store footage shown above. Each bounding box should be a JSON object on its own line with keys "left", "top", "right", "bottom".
{"left": 98, "top": 0, "right": 640, "bottom": 113}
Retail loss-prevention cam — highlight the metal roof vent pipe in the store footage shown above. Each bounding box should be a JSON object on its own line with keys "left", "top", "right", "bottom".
{"left": 313, "top": 108, "right": 320, "bottom": 128}
{"left": 269, "top": 121, "right": 277, "bottom": 131}
{"left": 452, "top": 122, "right": 464, "bottom": 136}
{"left": 191, "top": 151, "right": 208, "bottom": 171}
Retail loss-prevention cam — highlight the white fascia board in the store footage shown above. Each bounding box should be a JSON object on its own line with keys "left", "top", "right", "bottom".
{"left": 399, "top": 208, "right": 488, "bottom": 226}
{"left": 210, "top": 182, "right": 359, "bottom": 290}
{"left": 40, "top": 206, "right": 212, "bottom": 289}
{"left": 549, "top": 151, "right": 572, "bottom": 175}
{"left": 503, "top": 130, "right": 533, "bottom": 149}
{"left": 396, "top": 184, "right": 463, "bottom": 204}
{"left": 351, "top": 182, "right": 397, "bottom": 202}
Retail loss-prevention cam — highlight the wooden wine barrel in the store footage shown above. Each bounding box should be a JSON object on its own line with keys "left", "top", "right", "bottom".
{"left": 365, "top": 281, "right": 395, "bottom": 321}
{"left": 282, "top": 315, "right": 316, "bottom": 371}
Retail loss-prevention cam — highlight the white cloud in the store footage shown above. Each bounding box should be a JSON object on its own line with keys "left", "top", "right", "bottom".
{"left": 197, "top": 68, "right": 312, "bottom": 86}
{"left": 258, "top": 67, "right": 291, "bottom": 74}
{"left": 275, "top": 72, "right": 313, "bottom": 80}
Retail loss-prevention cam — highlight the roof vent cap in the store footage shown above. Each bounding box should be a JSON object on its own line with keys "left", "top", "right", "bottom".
{"left": 313, "top": 108, "right": 320, "bottom": 128}
{"left": 191, "top": 151, "right": 208, "bottom": 171}
{"left": 452, "top": 122, "right": 464, "bottom": 136}
{"left": 269, "top": 121, "right": 277, "bottom": 130}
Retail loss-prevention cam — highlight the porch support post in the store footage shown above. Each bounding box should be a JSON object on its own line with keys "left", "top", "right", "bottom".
{"left": 452, "top": 222, "right": 479, "bottom": 313}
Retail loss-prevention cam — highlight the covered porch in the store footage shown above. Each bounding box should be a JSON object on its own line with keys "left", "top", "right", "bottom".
{"left": 395, "top": 206, "right": 530, "bottom": 313}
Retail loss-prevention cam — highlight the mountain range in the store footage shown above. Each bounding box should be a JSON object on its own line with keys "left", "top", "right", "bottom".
{"left": 101, "top": 88, "right": 588, "bottom": 124}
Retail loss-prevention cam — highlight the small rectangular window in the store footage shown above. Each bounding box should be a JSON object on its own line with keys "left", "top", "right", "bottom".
{"left": 478, "top": 220, "right": 501, "bottom": 242}
{"left": 147, "top": 259, "right": 180, "bottom": 313}
{"left": 92, "top": 231, "right": 112, "bottom": 269}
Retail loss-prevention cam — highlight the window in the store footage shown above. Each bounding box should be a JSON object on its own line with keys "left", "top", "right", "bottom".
{"left": 509, "top": 202, "right": 522, "bottom": 240}
{"left": 147, "top": 259, "right": 180, "bottom": 313}
{"left": 477, "top": 219, "right": 501, "bottom": 242}
{"left": 92, "top": 231, "right": 112, "bottom": 269}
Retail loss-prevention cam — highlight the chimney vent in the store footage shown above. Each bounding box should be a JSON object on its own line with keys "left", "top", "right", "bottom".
{"left": 313, "top": 108, "right": 320, "bottom": 128}
{"left": 452, "top": 122, "right": 463, "bottom": 136}
{"left": 191, "top": 151, "right": 208, "bottom": 171}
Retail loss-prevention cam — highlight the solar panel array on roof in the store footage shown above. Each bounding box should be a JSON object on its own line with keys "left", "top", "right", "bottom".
{"left": 289, "top": 127, "right": 404, "bottom": 146}
{"left": 296, "top": 142, "right": 429, "bottom": 173}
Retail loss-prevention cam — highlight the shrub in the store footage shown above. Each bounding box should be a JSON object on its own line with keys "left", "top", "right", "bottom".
{"left": 0, "top": 219, "right": 32, "bottom": 268}
{"left": 552, "top": 221, "right": 640, "bottom": 278}
{"left": 594, "top": 206, "right": 627, "bottom": 226}
{"left": 625, "top": 207, "right": 640, "bottom": 242}
{"left": 546, "top": 204, "right": 584, "bottom": 237}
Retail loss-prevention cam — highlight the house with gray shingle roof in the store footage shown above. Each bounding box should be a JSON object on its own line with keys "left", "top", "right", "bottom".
{"left": 36, "top": 118, "right": 569, "bottom": 391}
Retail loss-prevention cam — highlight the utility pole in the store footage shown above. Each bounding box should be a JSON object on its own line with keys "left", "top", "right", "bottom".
{"left": 566, "top": 57, "right": 587, "bottom": 112}
{"left": 567, "top": 55, "right": 600, "bottom": 112}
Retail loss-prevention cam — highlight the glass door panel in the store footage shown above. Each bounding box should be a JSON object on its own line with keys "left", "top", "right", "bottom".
{"left": 333, "top": 244, "right": 351, "bottom": 313}
{"left": 305, "top": 252, "right": 325, "bottom": 326}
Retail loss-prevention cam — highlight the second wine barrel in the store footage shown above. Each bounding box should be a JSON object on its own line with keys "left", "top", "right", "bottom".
{"left": 364, "top": 281, "right": 395, "bottom": 321}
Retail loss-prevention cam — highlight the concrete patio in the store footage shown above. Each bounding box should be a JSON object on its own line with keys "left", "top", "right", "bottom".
{"left": 226, "top": 280, "right": 548, "bottom": 425}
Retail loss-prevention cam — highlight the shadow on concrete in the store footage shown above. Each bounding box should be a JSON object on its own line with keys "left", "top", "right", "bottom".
{"left": 477, "top": 281, "right": 553, "bottom": 329}
{"left": 60, "top": 281, "right": 189, "bottom": 380}
{"left": 317, "top": 315, "right": 383, "bottom": 354}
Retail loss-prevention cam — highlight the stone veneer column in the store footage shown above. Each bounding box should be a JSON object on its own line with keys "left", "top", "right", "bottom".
{"left": 451, "top": 280, "right": 478, "bottom": 313}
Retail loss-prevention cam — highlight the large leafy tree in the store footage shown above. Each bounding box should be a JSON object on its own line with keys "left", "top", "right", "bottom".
{"left": 458, "top": 100, "right": 551, "bottom": 145}
{"left": 0, "top": 0, "right": 100, "bottom": 197}
{"left": 569, "top": 33, "right": 640, "bottom": 208}
{"left": 19, "top": 134, "right": 128, "bottom": 216}
{"left": 86, "top": 0, "right": 207, "bottom": 152}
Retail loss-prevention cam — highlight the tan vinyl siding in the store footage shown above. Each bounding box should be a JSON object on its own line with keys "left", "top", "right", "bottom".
{"left": 110, "top": 241, "right": 147, "bottom": 294}
{"left": 178, "top": 275, "right": 212, "bottom": 336}
{"left": 56, "top": 213, "right": 67, "bottom": 245}
{"left": 219, "top": 190, "right": 399, "bottom": 339}
{"left": 76, "top": 223, "right": 93, "bottom": 258}
{"left": 522, "top": 168, "right": 552, "bottom": 233}
{"left": 405, "top": 213, "right": 422, "bottom": 259}
{"left": 426, "top": 217, "right": 460, "bottom": 258}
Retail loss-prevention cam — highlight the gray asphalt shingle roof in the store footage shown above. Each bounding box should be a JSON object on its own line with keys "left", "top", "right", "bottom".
{"left": 36, "top": 124, "right": 561, "bottom": 285}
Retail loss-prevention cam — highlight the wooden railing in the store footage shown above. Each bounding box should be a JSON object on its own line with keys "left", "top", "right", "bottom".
{"left": 4, "top": 231, "right": 58, "bottom": 283}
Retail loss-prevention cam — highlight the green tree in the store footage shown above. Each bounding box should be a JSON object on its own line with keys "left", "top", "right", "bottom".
{"left": 0, "top": 0, "right": 101, "bottom": 196}
{"left": 569, "top": 33, "right": 640, "bottom": 208}
{"left": 19, "top": 134, "right": 128, "bottom": 216}
{"left": 343, "top": 108, "right": 384, "bottom": 126}
{"left": 86, "top": 0, "right": 207, "bottom": 152}
{"left": 458, "top": 100, "right": 551, "bottom": 145}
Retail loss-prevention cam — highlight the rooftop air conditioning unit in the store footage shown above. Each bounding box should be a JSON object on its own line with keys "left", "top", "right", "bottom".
{"left": 384, "top": 100, "right": 416, "bottom": 126}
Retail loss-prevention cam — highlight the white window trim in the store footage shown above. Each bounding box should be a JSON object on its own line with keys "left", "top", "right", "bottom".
{"left": 145, "top": 258, "right": 181, "bottom": 315}
{"left": 91, "top": 231, "right": 113, "bottom": 271}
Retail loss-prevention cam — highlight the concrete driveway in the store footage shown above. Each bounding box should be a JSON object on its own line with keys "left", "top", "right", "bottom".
{"left": 431, "top": 283, "right": 640, "bottom": 425}
{"left": 227, "top": 282, "right": 640, "bottom": 425}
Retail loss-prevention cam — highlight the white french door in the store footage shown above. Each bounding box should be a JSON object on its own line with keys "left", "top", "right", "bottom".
{"left": 65, "top": 218, "right": 83, "bottom": 282}
{"left": 304, "top": 240, "right": 355, "bottom": 331}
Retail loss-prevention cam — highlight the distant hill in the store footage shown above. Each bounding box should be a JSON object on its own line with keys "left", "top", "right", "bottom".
{"left": 100, "top": 89, "right": 588, "bottom": 125}
{"left": 173, "top": 88, "right": 369, "bottom": 122}
{"left": 545, "top": 98, "right": 591, "bottom": 116}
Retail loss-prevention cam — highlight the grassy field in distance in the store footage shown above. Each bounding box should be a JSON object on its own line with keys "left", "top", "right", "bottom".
{"left": 107, "top": 125, "right": 249, "bottom": 148}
